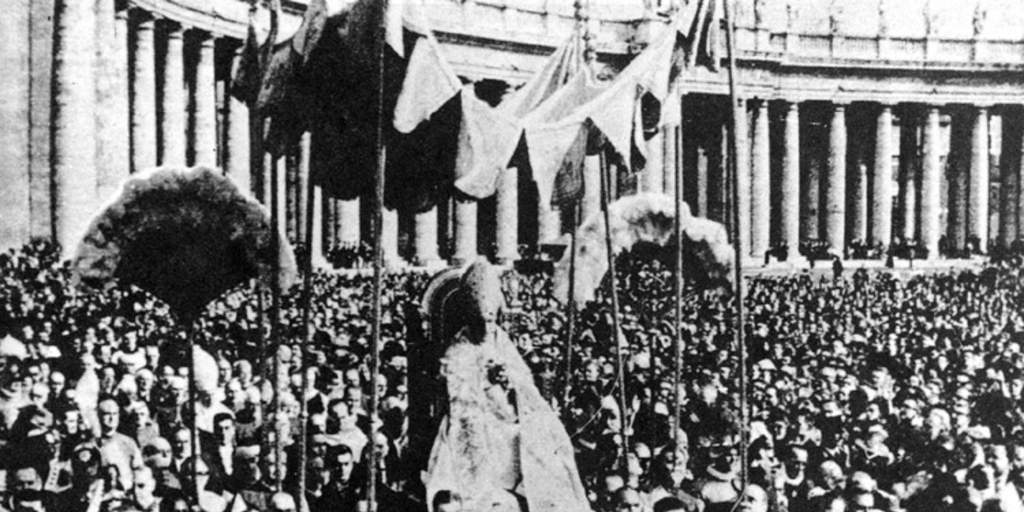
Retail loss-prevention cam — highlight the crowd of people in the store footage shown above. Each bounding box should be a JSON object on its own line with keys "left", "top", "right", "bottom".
{"left": 3, "top": 240, "right": 1024, "bottom": 512}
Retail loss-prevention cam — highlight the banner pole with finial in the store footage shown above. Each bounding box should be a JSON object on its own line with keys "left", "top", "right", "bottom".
{"left": 722, "top": 0, "right": 749, "bottom": 494}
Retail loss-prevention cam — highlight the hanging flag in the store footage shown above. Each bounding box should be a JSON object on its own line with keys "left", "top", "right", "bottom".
{"left": 450, "top": 32, "right": 586, "bottom": 201}
{"left": 292, "top": 0, "right": 328, "bottom": 63}
{"left": 677, "top": 0, "right": 722, "bottom": 71}
{"left": 393, "top": 34, "right": 462, "bottom": 134}
{"left": 229, "top": 6, "right": 263, "bottom": 105}
{"left": 454, "top": 88, "right": 520, "bottom": 198}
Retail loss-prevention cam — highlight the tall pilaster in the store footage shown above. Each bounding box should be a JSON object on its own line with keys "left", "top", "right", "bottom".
{"left": 825, "top": 103, "right": 848, "bottom": 254}
{"left": 999, "top": 108, "right": 1021, "bottom": 247}
{"left": 750, "top": 99, "right": 771, "bottom": 258}
{"left": 921, "top": 105, "right": 943, "bottom": 257}
{"left": 95, "top": 0, "right": 130, "bottom": 200}
{"left": 452, "top": 198, "right": 478, "bottom": 264}
{"left": 969, "top": 106, "right": 990, "bottom": 253}
{"left": 0, "top": 0, "right": 31, "bottom": 250}
{"left": 52, "top": 0, "right": 97, "bottom": 253}
{"left": 225, "top": 48, "right": 251, "bottom": 194}
{"left": 191, "top": 33, "right": 218, "bottom": 167}
{"left": 131, "top": 14, "right": 157, "bottom": 173}
{"left": 159, "top": 23, "right": 186, "bottom": 167}
{"left": 871, "top": 105, "right": 894, "bottom": 247}
{"left": 495, "top": 167, "right": 519, "bottom": 263}
{"left": 781, "top": 101, "right": 801, "bottom": 255}
{"left": 414, "top": 208, "right": 441, "bottom": 266}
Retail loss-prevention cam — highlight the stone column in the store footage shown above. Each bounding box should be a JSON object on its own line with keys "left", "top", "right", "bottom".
{"left": 825, "top": 103, "right": 848, "bottom": 254}
{"left": 852, "top": 160, "right": 869, "bottom": 245}
{"left": 969, "top": 106, "right": 990, "bottom": 253}
{"left": 947, "top": 110, "right": 970, "bottom": 253}
{"left": 310, "top": 185, "right": 327, "bottom": 267}
{"left": 276, "top": 156, "right": 288, "bottom": 241}
{"left": 782, "top": 101, "right": 801, "bottom": 255}
{"left": 898, "top": 110, "right": 918, "bottom": 240}
{"left": 643, "top": 131, "right": 665, "bottom": 194}
{"left": 337, "top": 199, "right": 361, "bottom": 247}
{"left": 29, "top": 0, "right": 55, "bottom": 240}
{"left": 382, "top": 207, "right": 400, "bottom": 266}
{"left": 580, "top": 155, "right": 602, "bottom": 224}
{"left": 1000, "top": 108, "right": 1021, "bottom": 247}
{"left": 663, "top": 124, "right": 679, "bottom": 200}
{"left": 286, "top": 154, "right": 299, "bottom": 243}
{"left": 750, "top": 99, "right": 771, "bottom": 258}
{"left": 921, "top": 105, "right": 943, "bottom": 258}
{"left": 160, "top": 23, "right": 186, "bottom": 167}
{"left": 297, "top": 133, "right": 311, "bottom": 245}
{"left": 52, "top": 0, "right": 97, "bottom": 254}
{"left": 95, "top": 0, "right": 130, "bottom": 200}
{"left": 708, "top": 120, "right": 727, "bottom": 225}
{"left": 495, "top": 167, "right": 519, "bottom": 263}
{"left": 225, "top": 49, "right": 251, "bottom": 194}
{"left": 131, "top": 14, "right": 157, "bottom": 174}
{"left": 0, "top": 0, "right": 31, "bottom": 250}
{"left": 801, "top": 124, "right": 821, "bottom": 241}
{"left": 1015, "top": 112, "right": 1024, "bottom": 243}
{"left": 414, "top": 208, "right": 441, "bottom": 266}
{"left": 871, "top": 105, "right": 894, "bottom": 247}
{"left": 452, "top": 198, "right": 478, "bottom": 264}
{"left": 191, "top": 32, "right": 218, "bottom": 167}
{"left": 734, "top": 99, "right": 751, "bottom": 258}
{"left": 327, "top": 199, "right": 339, "bottom": 250}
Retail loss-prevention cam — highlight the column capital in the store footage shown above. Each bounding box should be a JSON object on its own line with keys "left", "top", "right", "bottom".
{"left": 192, "top": 28, "right": 218, "bottom": 45}
{"left": 162, "top": 19, "right": 185, "bottom": 36}
{"left": 133, "top": 10, "right": 156, "bottom": 27}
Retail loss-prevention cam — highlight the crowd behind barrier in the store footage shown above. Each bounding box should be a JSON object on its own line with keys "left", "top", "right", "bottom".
{"left": 4, "top": 241, "right": 1024, "bottom": 512}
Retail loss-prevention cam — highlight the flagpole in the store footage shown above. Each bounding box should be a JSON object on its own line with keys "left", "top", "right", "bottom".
{"left": 673, "top": 122, "right": 684, "bottom": 451}
{"left": 599, "top": 150, "right": 629, "bottom": 476}
{"left": 367, "top": 0, "right": 389, "bottom": 510}
{"left": 562, "top": 203, "right": 579, "bottom": 418}
{"left": 296, "top": 136, "right": 316, "bottom": 511}
{"left": 722, "top": 0, "right": 749, "bottom": 494}
{"left": 267, "top": 0, "right": 285, "bottom": 494}
{"left": 562, "top": 0, "right": 588, "bottom": 421}
{"left": 186, "top": 321, "right": 200, "bottom": 507}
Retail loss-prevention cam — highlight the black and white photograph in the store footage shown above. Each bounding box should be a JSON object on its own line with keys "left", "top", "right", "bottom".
{"left": 3, "top": 0, "right": 1024, "bottom": 511}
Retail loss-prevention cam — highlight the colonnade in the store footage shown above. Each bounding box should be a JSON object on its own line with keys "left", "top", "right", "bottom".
{"left": 4, "top": 1, "right": 1024, "bottom": 266}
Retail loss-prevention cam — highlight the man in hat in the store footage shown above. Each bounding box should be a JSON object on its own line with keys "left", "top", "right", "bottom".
{"left": 425, "top": 259, "right": 589, "bottom": 512}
